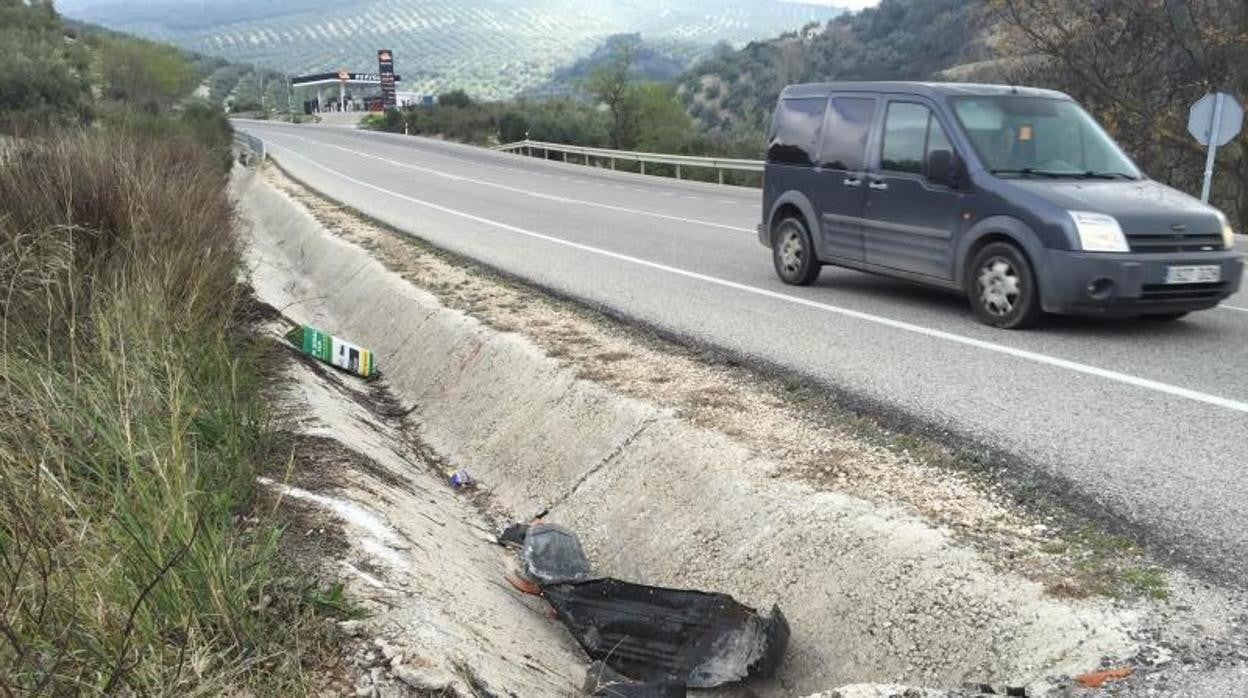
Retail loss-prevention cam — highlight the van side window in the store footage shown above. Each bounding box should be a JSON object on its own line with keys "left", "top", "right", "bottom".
{"left": 767, "top": 97, "right": 826, "bottom": 166}
{"left": 817, "top": 97, "right": 875, "bottom": 171}
{"left": 881, "top": 103, "right": 928, "bottom": 174}
{"left": 927, "top": 115, "right": 952, "bottom": 154}
{"left": 881, "top": 102, "right": 954, "bottom": 180}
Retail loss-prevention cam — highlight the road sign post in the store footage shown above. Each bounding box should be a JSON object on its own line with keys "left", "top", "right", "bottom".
{"left": 378, "top": 50, "right": 397, "bottom": 110}
{"left": 1188, "top": 92, "right": 1244, "bottom": 203}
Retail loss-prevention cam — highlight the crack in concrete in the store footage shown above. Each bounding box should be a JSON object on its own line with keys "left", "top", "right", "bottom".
{"left": 544, "top": 414, "right": 668, "bottom": 515}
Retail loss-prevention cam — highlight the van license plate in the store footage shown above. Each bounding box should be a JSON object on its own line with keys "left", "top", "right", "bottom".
{"left": 1164, "top": 265, "right": 1221, "bottom": 284}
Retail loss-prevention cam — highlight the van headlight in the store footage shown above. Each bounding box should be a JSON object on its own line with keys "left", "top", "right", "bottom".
{"left": 1070, "top": 211, "right": 1129, "bottom": 252}
{"left": 1218, "top": 213, "right": 1236, "bottom": 250}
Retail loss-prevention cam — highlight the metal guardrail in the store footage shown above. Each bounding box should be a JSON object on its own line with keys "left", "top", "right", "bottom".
{"left": 233, "top": 131, "right": 266, "bottom": 162}
{"left": 494, "top": 139, "right": 763, "bottom": 184}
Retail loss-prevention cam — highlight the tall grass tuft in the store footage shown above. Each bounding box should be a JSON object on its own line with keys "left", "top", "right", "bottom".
{"left": 0, "top": 129, "right": 302, "bottom": 693}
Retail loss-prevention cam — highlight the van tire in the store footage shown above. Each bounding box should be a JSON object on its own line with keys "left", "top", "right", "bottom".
{"left": 772, "top": 217, "right": 821, "bottom": 286}
{"left": 968, "top": 242, "right": 1043, "bottom": 329}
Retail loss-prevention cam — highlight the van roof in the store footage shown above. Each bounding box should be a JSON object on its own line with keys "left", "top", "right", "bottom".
{"left": 779, "top": 81, "right": 1070, "bottom": 101}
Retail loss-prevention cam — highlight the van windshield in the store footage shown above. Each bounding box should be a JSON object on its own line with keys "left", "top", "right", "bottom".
{"left": 950, "top": 96, "right": 1140, "bottom": 180}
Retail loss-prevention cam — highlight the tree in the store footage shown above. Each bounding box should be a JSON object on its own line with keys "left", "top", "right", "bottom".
{"left": 437, "top": 89, "right": 474, "bottom": 108}
{"left": 498, "top": 110, "right": 528, "bottom": 143}
{"left": 98, "top": 38, "right": 196, "bottom": 112}
{"left": 988, "top": 0, "right": 1248, "bottom": 227}
{"left": 633, "top": 82, "right": 695, "bottom": 153}
{"left": 587, "top": 37, "right": 641, "bottom": 149}
{"left": 0, "top": 0, "right": 91, "bottom": 127}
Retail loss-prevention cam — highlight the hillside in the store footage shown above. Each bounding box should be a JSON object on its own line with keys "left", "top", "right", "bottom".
{"left": 528, "top": 33, "right": 708, "bottom": 97}
{"left": 56, "top": 0, "right": 846, "bottom": 100}
{"left": 678, "top": 0, "right": 984, "bottom": 136}
{"left": 674, "top": 0, "right": 1244, "bottom": 226}
{"left": 56, "top": 18, "right": 293, "bottom": 116}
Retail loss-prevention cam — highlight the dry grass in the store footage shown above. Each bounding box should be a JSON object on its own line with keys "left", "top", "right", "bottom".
{"left": 0, "top": 131, "right": 325, "bottom": 693}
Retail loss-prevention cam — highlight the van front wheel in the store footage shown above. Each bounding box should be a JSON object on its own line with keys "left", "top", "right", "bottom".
{"left": 772, "top": 217, "right": 821, "bottom": 286}
{"left": 968, "top": 242, "right": 1043, "bottom": 329}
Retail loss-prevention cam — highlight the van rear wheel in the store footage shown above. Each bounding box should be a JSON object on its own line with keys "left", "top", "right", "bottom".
{"left": 772, "top": 217, "right": 821, "bottom": 286}
{"left": 968, "top": 242, "right": 1043, "bottom": 329}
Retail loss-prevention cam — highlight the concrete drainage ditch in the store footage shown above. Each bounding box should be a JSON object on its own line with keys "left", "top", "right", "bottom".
{"left": 235, "top": 164, "right": 1144, "bottom": 695}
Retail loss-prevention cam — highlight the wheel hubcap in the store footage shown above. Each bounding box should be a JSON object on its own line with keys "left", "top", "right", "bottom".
{"left": 779, "top": 229, "right": 803, "bottom": 275}
{"left": 977, "top": 258, "right": 1021, "bottom": 316}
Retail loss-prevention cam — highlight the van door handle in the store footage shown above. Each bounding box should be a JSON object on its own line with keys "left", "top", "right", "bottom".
{"left": 843, "top": 177, "right": 862, "bottom": 188}
{"left": 868, "top": 180, "right": 889, "bottom": 191}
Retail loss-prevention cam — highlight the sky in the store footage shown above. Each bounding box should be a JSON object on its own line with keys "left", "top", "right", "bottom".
{"left": 791, "top": 0, "right": 881, "bottom": 9}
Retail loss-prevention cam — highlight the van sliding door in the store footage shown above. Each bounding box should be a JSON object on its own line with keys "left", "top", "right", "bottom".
{"left": 811, "top": 95, "right": 877, "bottom": 263}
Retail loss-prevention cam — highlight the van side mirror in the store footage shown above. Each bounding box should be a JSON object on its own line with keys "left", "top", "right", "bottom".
{"left": 925, "top": 149, "right": 965, "bottom": 188}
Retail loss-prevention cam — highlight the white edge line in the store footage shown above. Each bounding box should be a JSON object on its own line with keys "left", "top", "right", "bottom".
{"left": 259, "top": 138, "right": 1248, "bottom": 416}
{"left": 265, "top": 130, "right": 755, "bottom": 235}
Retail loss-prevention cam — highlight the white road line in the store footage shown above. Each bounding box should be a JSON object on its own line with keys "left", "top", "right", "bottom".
{"left": 265, "top": 132, "right": 756, "bottom": 234}
{"left": 264, "top": 142, "right": 1248, "bottom": 415}
{"left": 1222, "top": 304, "right": 1248, "bottom": 313}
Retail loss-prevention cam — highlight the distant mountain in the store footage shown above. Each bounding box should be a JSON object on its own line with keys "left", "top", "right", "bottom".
{"left": 56, "top": 0, "right": 847, "bottom": 100}
{"left": 679, "top": 0, "right": 986, "bottom": 135}
{"left": 526, "top": 33, "right": 708, "bottom": 97}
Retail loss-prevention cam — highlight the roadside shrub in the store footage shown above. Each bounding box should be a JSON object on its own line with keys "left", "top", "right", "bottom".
{"left": 0, "top": 0, "right": 92, "bottom": 130}
{"left": 0, "top": 131, "right": 296, "bottom": 693}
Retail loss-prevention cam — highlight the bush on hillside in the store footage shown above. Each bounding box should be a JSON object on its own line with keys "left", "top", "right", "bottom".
{"left": 0, "top": 0, "right": 92, "bottom": 129}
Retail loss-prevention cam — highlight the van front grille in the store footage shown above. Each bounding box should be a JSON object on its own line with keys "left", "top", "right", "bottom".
{"left": 1127, "top": 233, "right": 1224, "bottom": 253}
{"left": 1140, "top": 282, "right": 1228, "bottom": 301}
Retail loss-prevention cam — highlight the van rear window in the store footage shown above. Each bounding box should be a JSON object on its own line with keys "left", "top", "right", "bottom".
{"left": 816, "top": 97, "right": 875, "bottom": 171}
{"left": 768, "top": 97, "right": 826, "bottom": 166}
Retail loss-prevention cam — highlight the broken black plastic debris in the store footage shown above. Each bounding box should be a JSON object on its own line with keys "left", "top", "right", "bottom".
{"left": 498, "top": 523, "right": 528, "bottom": 547}
{"left": 501, "top": 521, "right": 790, "bottom": 690}
{"left": 548, "top": 579, "right": 788, "bottom": 689}
{"left": 520, "top": 523, "right": 596, "bottom": 585}
{"left": 545, "top": 578, "right": 789, "bottom": 689}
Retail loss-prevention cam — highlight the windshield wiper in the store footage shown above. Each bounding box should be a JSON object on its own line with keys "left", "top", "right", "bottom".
{"left": 1075, "top": 171, "right": 1136, "bottom": 180}
{"left": 989, "top": 168, "right": 1071, "bottom": 178}
{"left": 990, "top": 168, "right": 1136, "bottom": 180}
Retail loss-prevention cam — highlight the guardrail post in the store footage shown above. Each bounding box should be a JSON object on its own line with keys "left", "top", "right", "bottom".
{"left": 610, "top": 157, "right": 616, "bottom": 171}
{"left": 718, "top": 169, "right": 724, "bottom": 185}
{"left": 641, "top": 161, "right": 646, "bottom": 176}
{"left": 676, "top": 164, "right": 682, "bottom": 180}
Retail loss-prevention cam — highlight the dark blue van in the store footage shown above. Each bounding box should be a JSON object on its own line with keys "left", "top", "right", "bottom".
{"left": 758, "top": 82, "right": 1242, "bottom": 328}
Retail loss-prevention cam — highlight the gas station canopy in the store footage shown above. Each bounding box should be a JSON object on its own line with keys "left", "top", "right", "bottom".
{"left": 291, "top": 71, "right": 402, "bottom": 87}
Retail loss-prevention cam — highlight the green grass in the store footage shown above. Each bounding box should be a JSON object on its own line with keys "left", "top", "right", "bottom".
{"left": 308, "top": 583, "right": 369, "bottom": 621}
{"left": 1119, "top": 567, "right": 1170, "bottom": 600}
{"left": 0, "top": 129, "right": 323, "bottom": 693}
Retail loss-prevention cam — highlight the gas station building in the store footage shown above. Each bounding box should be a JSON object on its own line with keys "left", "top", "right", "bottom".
{"left": 291, "top": 50, "right": 412, "bottom": 114}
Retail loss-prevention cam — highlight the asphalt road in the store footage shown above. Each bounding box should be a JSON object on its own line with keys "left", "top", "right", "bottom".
{"left": 237, "top": 120, "right": 1248, "bottom": 584}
